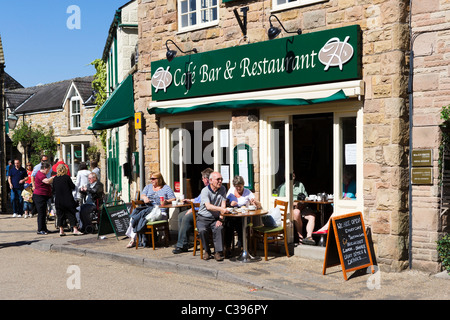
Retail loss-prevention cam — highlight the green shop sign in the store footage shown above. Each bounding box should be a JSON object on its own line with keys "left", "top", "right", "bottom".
{"left": 151, "top": 25, "right": 361, "bottom": 101}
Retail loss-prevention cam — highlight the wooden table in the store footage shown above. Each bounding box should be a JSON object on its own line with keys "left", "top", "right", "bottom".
{"left": 222, "top": 209, "right": 268, "bottom": 263}
{"left": 294, "top": 199, "right": 333, "bottom": 227}
{"left": 159, "top": 202, "right": 191, "bottom": 210}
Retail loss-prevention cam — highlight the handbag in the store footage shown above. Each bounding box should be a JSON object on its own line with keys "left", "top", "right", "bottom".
{"left": 145, "top": 205, "right": 162, "bottom": 222}
{"left": 261, "top": 205, "right": 282, "bottom": 227}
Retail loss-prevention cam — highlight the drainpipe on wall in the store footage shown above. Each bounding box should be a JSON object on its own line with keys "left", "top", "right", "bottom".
{"left": 139, "top": 128, "right": 144, "bottom": 193}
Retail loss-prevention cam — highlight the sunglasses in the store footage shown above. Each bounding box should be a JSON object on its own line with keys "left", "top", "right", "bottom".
{"left": 150, "top": 177, "right": 157, "bottom": 180}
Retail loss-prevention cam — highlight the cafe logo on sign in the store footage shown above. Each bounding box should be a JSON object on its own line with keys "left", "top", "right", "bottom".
{"left": 318, "top": 36, "right": 354, "bottom": 71}
{"left": 151, "top": 25, "right": 361, "bottom": 101}
{"left": 151, "top": 66, "right": 173, "bottom": 93}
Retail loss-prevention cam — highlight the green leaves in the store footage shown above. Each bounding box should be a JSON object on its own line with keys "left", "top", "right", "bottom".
{"left": 11, "top": 121, "right": 57, "bottom": 164}
{"left": 437, "top": 234, "right": 450, "bottom": 274}
{"left": 90, "top": 58, "right": 107, "bottom": 151}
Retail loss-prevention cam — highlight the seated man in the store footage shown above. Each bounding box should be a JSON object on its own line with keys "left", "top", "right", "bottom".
{"left": 173, "top": 168, "right": 213, "bottom": 254}
{"left": 196, "top": 171, "right": 227, "bottom": 261}
{"left": 78, "top": 172, "right": 104, "bottom": 232}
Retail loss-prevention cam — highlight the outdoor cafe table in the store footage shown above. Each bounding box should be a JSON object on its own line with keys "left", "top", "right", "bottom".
{"left": 159, "top": 202, "right": 191, "bottom": 210}
{"left": 294, "top": 199, "right": 333, "bottom": 227}
{"left": 222, "top": 209, "right": 268, "bottom": 263}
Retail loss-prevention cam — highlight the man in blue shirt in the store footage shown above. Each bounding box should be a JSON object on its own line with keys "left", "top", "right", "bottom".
{"left": 8, "top": 159, "right": 28, "bottom": 217}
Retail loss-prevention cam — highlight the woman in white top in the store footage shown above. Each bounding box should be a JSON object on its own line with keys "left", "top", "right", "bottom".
{"left": 75, "top": 162, "right": 91, "bottom": 203}
{"left": 224, "top": 176, "right": 261, "bottom": 257}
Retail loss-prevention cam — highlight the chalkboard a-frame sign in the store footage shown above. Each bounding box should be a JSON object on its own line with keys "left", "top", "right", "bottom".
{"left": 98, "top": 203, "right": 130, "bottom": 240}
{"left": 322, "top": 212, "right": 374, "bottom": 280}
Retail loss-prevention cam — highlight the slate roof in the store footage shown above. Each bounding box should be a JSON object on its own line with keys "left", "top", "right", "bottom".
{"left": 6, "top": 75, "right": 94, "bottom": 115}
{"left": 4, "top": 72, "right": 24, "bottom": 90}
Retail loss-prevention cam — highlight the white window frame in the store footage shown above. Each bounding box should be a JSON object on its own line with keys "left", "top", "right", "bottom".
{"left": 177, "top": 0, "right": 219, "bottom": 33}
{"left": 160, "top": 112, "right": 231, "bottom": 198}
{"left": 272, "top": 0, "right": 328, "bottom": 13}
{"left": 70, "top": 97, "right": 81, "bottom": 130}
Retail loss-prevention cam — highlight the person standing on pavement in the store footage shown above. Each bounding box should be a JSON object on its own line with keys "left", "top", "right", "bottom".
{"left": 21, "top": 183, "right": 33, "bottom": 218}
{"left": 74, "top": 162, "right": 91, "bottom": 204}
{"left": 53, "top": 164, "right": 82, "bottom": 236}
{"left": 25, "top": 162, "right": 33, "bottom": 184}
{"left": 52, "top": 158, "right": 71, "bottom": 177}
{"left": 196, "top": 171, "right": 228, "bottom": 261}
{"left": 33, "top": 162, "right": 54, "bottom": 235}
{"left": 8, "top": 159, "right": 28, "bottom": 217}
{"left": 31, "top": 155, "right": 53, "bottom": 189}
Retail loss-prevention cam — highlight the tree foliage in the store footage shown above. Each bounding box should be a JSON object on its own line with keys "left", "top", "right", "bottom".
{"left": 90, "top": 58, "right": 107, "bottom": 151}
{"left": 11, "top": 121, "right": 57, "bottom": 165}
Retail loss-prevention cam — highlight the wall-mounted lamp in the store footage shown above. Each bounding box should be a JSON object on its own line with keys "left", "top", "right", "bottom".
{"left": 7, "top": 112, "right": 18, "bottom": 131}
{"left": 165, "top": 39, "right": 198, "bottom": 62}
{"left": 267, "top": 14, "right": 302, "bottom": 40}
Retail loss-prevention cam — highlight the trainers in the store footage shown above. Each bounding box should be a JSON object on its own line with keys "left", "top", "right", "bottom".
{"left": 12, "top": 213, "right": 17, "bottom": 218}
{"left": 214, "top": 252, "right": 224, "bottom": 262}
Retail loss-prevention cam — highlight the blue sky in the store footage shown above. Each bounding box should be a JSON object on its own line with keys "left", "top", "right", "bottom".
{"left": 0, "top": 0, "right": 130, "bottom": 87}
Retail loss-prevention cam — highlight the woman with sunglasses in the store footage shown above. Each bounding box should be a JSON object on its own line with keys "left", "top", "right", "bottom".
{"left": 141, "top": 172, "right": 176, "bottom": 219}
{"left": 126, "top": 172, "right": 175, "bottom": 248}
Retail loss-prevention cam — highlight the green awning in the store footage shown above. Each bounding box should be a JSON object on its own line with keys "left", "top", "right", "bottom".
{"left": 148, "top": 90, "right": 348, "bottom": 115}
{"left": 88, "top": 74, "right": 134, "bottom": 130}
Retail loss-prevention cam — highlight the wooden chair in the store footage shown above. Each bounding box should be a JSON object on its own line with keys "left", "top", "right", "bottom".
{"left": 252, "top": 199, "right": 290, "bottom": 261}
{"left": 190, "top": 202, "right": 204, "bottom": 259}
{"left": 130, "top": 200, "right": 171, "bottom": 250}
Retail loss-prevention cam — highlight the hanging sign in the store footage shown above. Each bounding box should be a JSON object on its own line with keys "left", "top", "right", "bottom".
{"left": 322, "top": 211, "right": 374, "bottom": 280}
{"left": 151, "top": 25, "right": 361, "bottom": 101}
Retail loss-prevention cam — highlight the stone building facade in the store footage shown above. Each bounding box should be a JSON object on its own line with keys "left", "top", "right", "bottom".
{"left": 132, "top": 0, "right": 447, "bottom": 272}
{"left": 409, "top": 1, "right": 450, "bottom": 271}
{"left": 6, "top": 77, "right": 105, "bottom": 182}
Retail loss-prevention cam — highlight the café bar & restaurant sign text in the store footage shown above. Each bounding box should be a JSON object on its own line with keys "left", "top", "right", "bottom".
{"left": 151, "top": 25, "right": 361, "bottom": 101}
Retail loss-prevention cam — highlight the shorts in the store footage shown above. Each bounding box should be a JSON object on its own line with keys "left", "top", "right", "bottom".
{"left": 23, "top": 201, "right": 33, "bottom": 212}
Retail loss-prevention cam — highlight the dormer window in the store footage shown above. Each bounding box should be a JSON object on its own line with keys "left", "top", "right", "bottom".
{"left": 70, "top": 97, "right": 81, "bottom": 130}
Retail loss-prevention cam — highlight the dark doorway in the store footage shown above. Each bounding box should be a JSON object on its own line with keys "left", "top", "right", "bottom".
{"left": 292, "top": 113, "right": 333, "bottom": 196}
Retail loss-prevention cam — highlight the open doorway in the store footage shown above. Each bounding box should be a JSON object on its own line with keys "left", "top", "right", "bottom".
{"left": 183, "top": 121, "right": 214, "bottom": 198}
{"left": 292, "top": 113, "right": 333, "bottom": 196}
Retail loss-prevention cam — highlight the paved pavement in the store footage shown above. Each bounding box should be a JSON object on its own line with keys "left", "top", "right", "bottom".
{"left": 1, "top": 214, "right": 449, "bottom": 300}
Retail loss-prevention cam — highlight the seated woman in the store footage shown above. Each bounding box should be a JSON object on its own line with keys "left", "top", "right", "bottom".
{"left": 126, "top": 172, "right": 175, "bottom": 248}
{"left": 224, "top": 175, "right": 261, "bottom": 257}
{"left": 314, "top": 167, "right": 356, "bottom": 234}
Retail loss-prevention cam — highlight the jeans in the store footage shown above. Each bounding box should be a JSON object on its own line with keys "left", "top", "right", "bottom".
{"left": 176, "top": 209, "right": 194, "bottom": 249}
{"left": 10, "top": 189, "right": 24, "bottom": 215}
{"left": 23, "top": 202, "right": 33, "bottom": 212}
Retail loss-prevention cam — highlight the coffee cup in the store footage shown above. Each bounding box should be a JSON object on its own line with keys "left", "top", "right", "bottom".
{"left": 172, "top": 200, "right": 177, "bottom": 206}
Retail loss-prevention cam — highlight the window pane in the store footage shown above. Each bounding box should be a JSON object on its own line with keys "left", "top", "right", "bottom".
{"left": 341, "top": 117, "right": 357, "bottom": 200}
{"left": 189, "top": 0, "right": 196, "bottom": 10}
{"left": 181, "top": 0, "right": 187, "bottom": 12}
{"left": 201, "top": 8, "right": 217, "bottom": 22}
{"left": 271, "top": 121, "right": 285, "bottom": 196}
{"left": 190, "top": 12, "right": 196, "bottom": 25}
